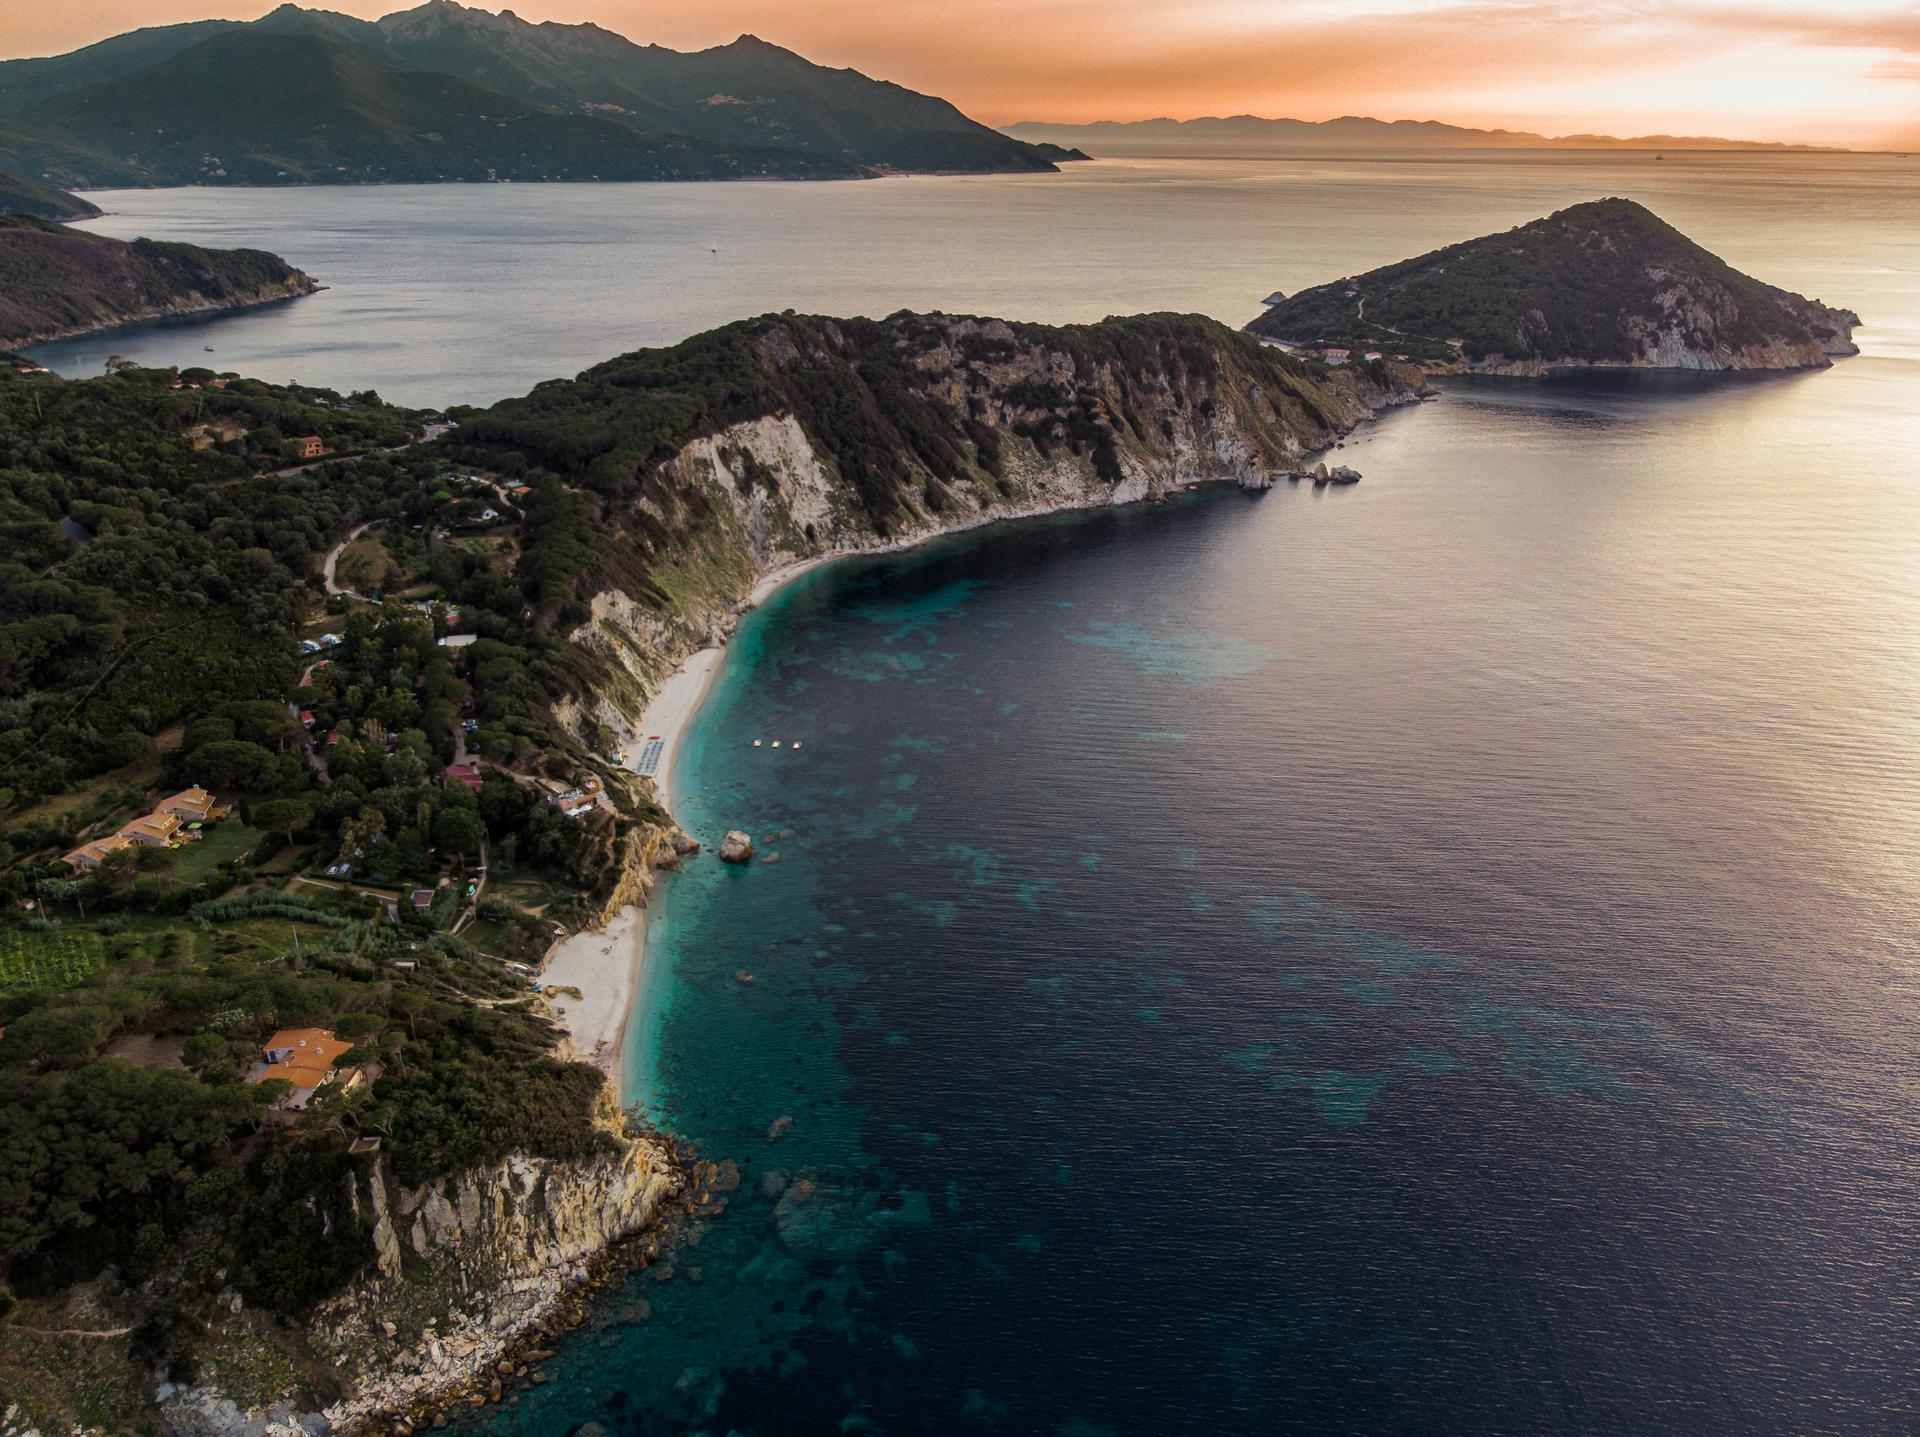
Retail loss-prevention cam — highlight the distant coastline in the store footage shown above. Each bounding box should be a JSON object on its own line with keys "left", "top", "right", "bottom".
{"left": 1000, "top": 114, "right": 1850, "bottom": 155}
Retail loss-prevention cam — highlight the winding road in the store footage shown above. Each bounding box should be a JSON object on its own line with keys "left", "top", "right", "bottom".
{"left": 322, "top": 522, "right": 372, "bottom": 598}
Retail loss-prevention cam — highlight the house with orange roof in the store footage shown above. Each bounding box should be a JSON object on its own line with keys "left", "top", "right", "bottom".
{"left": 118, "top": 811, "right": 182, "bottom": 847}
{"left": 248, "top": 1027, "right": 363, "bottom": 1110}
{"left": 63, "top": 834, "right": 137, "bottom": 871}
{"left": 156, "top": 786, "right": 219, "bottom": 822}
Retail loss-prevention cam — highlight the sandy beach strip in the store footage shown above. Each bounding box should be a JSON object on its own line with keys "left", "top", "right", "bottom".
{"left": 544, "top": 556, "right": 838, "bottom": 1093}
{"left": 542, "top": 903, "right": 646, "bottom": 1083}
{"left": 618, "top": 553, "right": 840, "bottom": 812}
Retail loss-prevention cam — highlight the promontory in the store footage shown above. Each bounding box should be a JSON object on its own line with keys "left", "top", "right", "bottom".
{"left": 1246, "top": 197, "right": 1859, "bottom": 374}
{"left": 0, "top": 213, "right": 318, "bottom": 348}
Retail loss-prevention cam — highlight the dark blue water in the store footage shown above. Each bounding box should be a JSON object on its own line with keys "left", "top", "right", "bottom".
{"left": 470, "top": 361, "right": 1920, "bottom": 1436}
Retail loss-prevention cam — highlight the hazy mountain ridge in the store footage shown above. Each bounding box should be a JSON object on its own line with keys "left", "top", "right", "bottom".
{"left": 1245, "top": 198, "right": 1860, "bottom": 373}
{"left": 0, "top": 0, "right": 1067, "bottom": 186}
{"left": 1003, "top": 115, "right": 1833, "bottom": 153}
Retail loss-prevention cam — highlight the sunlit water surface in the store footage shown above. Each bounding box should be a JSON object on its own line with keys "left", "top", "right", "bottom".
{"left": 36, "top": 155, "right": 1920, "bottom": 1432}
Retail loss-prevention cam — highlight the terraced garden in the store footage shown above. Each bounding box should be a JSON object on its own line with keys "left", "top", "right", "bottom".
{"left": 0, "top": 927, "right": 107, "bottom": 992}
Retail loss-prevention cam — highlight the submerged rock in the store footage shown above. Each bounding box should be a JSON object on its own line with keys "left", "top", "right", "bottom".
{"left": 718, "top": 830, "right": 755, "bottom": 864}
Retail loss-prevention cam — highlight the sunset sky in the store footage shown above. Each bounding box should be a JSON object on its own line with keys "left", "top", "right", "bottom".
{"left": 9, "top": 0, "right": 1920, "bottom": 148}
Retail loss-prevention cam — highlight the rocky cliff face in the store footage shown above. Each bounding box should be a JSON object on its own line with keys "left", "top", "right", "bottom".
{"left": 1463, "top": 280, "right": 1858, "bottom": 376}
{"left": 157, "top": 1114, "right": 679, "bottom": 1437}
{"left": 472, "top": 311, "right": 1425, "bottom": 746}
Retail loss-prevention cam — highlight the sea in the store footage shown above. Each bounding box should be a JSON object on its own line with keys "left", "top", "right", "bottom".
{"left": 36, "top": 153, "right": 1920, "bottom": 1433}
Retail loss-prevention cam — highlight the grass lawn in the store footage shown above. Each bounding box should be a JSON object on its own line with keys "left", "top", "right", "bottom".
{"left": 255, "top": 840, "right": 310, "bottom": 875}
{"left": 460, "top": 917, "right": 504, "bottom": 955}
{"left": 157, "top": 821, "right": 263, "bottom": 885}
{"left": 490, "top": 878, "right": 572, "bottom": 914}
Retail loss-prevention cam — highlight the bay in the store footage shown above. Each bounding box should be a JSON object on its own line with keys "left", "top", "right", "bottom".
{"left": 31, "top": 154, "right": 1920, "bottom": 1432}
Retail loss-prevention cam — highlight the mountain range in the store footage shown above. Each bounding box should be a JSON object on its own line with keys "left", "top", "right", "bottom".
{"left": 0, "top": 1, "right": 1084, "bottom": 187}
{"left": 1003, "top": 115, "right": 1832, "bottom": 154}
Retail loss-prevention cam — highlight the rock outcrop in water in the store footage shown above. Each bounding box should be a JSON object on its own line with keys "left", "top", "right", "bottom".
{"left": 1246, "top": 198, "right": 1860, "bottom": 374}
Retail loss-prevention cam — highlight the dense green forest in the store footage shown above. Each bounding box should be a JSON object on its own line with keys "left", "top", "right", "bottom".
{"left": 0, "top": 358, "right": 650, "bottom": 1416}
{"left": 1246, "top": 197, "right": 1860, "bottom": 366}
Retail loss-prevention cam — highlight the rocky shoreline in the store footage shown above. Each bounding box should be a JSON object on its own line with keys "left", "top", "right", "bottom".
{"left": 153, "top": 1118, "right": 752, "bottom": 1437}
{"left": 12, "top": 278, "right": 323, "bottom": 352}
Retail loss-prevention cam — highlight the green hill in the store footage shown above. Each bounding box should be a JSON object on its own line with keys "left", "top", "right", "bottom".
{"left": 0, "top": 214, "right": 318, "bottom": 347}
{"left": 1246, "top": 198, "right": 1860, "bottom": 373}
{"left": 0, "top": 169, "right": 100, "bottom": 220}
{"left": 0, "top": 0, "right": 1064, "bottom": 187}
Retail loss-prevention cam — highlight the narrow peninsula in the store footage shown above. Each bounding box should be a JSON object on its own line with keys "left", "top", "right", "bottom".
{"left": 0, "top": 214, "right": 318, "bottom": 348}
{"left": 1246, "top": 197, "right": 1861, "bottom": 374}
{"left": 0, "top": 168, "right": 101, "bottom": 221}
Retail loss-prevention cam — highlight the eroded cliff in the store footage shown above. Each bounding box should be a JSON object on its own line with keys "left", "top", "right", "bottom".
{"left": 448, "top": 310, "right": 1425, "bottom": 748}
{"left": 153, "top": 1110, "right": 679, "bottom": 1437}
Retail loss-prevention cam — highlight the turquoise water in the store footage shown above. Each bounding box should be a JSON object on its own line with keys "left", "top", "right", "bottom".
{"left": 472, "top": 363, "right": 1918, "bottom": 1433}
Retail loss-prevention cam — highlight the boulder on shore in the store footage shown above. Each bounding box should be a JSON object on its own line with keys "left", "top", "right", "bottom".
{"left": 719, "top": 830, "right": 755, "bottom": 864}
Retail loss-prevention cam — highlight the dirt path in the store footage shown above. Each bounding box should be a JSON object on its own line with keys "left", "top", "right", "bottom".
{"left": 4, "top": 1322, "right": 136, "bottom": 1339}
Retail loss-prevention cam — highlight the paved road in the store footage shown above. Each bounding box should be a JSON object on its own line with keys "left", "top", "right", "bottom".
{"left": 322, "top": 522, "right": 372, "bottom": 598}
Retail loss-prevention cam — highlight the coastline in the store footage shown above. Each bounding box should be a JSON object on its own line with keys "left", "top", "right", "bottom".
{"left": 541, "top": 903, "right": 647, "bottom": 1082}
{"left": 542, "top": 554, "right": 839, "bottom": 1098}
{"left": 11, "top": 282, "right": 321, "bottom": 354}
{"left": 543, "top": 432, "right": 1417, "bottom": 1102}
